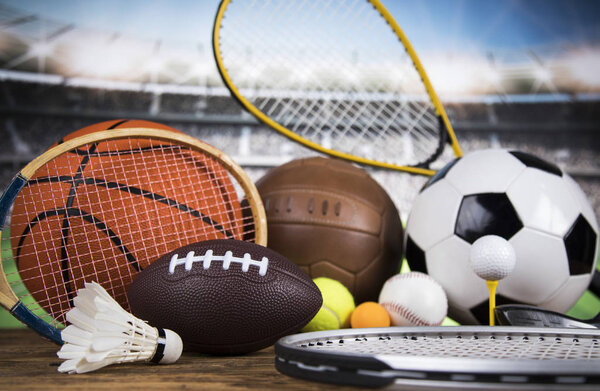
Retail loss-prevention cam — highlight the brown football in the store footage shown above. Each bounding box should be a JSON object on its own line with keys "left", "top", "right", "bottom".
{"left": 256, "top": 157, "right": 403, "bottom": 303}
{"left": 127, "top": 239, "right": 322, "bottom": 355}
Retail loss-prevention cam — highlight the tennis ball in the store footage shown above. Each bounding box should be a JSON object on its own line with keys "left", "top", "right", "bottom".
{"left": 350, "top": 301, "right": 390, "bottom": 328}
{"left": 302, "top": 277, "right": 355, "bottom": 332}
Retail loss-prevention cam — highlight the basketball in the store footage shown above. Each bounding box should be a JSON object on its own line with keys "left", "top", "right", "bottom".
{"left": 10, "top": 119, "right": 244, "bottom": 320}
{"left": 255, "top": 157, "right": 403, "bottom": 303}
{"left": 50, "top": 119, "right": 184, "bottom": 145}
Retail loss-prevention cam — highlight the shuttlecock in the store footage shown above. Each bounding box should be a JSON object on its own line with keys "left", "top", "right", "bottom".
{"left": 57, "top": 281, "right": 183, "bottom": 374}
{"left": 469, "top": 235, "right": 516, "bottom": 326}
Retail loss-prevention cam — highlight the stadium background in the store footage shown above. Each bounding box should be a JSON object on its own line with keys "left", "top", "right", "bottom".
{"left": 0, "top": 0, "right": 598, "bottom": 327}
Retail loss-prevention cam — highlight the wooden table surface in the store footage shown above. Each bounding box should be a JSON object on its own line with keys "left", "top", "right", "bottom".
{"left": 0, "top": 328, "right": 359, "bottom": 391}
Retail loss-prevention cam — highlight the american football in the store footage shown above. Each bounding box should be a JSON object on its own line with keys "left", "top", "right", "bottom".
{"left": 127, "top": 239, "right": 322, "bottom": 354}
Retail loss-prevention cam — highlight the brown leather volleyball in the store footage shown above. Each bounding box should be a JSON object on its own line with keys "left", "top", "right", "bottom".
{"left": 256, "top": 157, "right": 403, "bottom": 303}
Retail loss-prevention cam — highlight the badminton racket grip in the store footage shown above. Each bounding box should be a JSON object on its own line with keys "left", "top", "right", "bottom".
{"left": 11, "top": 302, "right": 63, "bottom": 344}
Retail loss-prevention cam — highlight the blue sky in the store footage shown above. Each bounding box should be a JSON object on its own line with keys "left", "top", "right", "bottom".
{"left": 2, "top": 0, "right": 599, "bottom": 54}
{"left": 388, "top": 0, "right": 600, "bottom": 50}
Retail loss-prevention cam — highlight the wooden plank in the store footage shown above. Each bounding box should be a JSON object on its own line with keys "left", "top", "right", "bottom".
{"left": 0, "top": 329, "right": 357, "bottom": 390}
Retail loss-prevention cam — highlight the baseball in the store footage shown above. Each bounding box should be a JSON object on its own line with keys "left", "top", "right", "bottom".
{"left": 378, "top": 272, "right": 448, "bottom": 326}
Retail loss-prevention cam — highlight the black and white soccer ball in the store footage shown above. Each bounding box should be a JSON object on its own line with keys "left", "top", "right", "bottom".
{"left": 405, "top": 149, "right": 599, "bottom": 324}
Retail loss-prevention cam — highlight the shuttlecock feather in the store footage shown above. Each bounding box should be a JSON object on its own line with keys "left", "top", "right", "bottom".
{"left": 57, "top": 281, "right": 183, "bottom": 374}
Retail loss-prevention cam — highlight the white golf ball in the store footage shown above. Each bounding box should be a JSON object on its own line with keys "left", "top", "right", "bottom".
{"left": 470, "top": 235, "right": 516, "bottom": 281}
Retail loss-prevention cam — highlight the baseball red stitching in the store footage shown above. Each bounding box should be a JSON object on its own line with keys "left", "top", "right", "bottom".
{"left": 381, "top": 301, "right": 443, "bottom": 326}
{"left": 387, "top": 272, "right": 437, "bottom": 284}
{"left": 381, "top": 273, "right": 445, "bottom": 326}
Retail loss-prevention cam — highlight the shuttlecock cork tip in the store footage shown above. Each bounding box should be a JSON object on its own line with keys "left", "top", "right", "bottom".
{"left": 152, "top": 328, "right": 183, "bottom": 364}
{"left": 469, "top": 235, "right": 516, "bottom": 281}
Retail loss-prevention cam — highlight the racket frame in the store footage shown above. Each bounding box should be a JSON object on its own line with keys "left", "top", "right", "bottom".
{"left": 0, "top": 128, "right": 267, "bottom": 343}
{"left": 275, "top": 326, "right": 600, "bottom": 389}
{"left": 213, "top": 0, "right": 463, "bottom": 176}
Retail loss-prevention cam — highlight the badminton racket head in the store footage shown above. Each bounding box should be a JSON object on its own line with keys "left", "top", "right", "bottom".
{"left": 213, "top": 0, "right": 462, "bottom": 175}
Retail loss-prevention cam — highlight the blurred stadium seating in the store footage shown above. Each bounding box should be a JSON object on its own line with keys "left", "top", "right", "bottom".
{"left": 0, "top": 2, "right": 598, "bottom": 219}
{"left": 0, "top": 78, "right": 598, "bottom": 219}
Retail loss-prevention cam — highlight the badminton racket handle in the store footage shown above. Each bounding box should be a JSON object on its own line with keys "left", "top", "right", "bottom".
{"left": 11, "top": 302, "right": 63, "bottom": 344}
{"left": 486, "top": 280, "right": 498, "bottom": 326}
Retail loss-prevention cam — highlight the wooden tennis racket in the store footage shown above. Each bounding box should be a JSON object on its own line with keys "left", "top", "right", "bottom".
{"left": 0, "top": 128, "right": 266, "bottom": 343}
{"left": 213, "top": 0, "right": 462, "bottom": 176}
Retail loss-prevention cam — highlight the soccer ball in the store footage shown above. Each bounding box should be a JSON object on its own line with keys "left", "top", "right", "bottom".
{"left": 405, "top": 149, "right": 599, "bottom": 324}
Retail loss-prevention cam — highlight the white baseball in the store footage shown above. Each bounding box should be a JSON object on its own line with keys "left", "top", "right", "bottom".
{"left": 378, "top": 272, "right": 448, "bottom": 326}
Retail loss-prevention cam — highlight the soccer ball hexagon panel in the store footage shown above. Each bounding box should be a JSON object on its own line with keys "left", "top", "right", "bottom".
{"left": 406, "top": 149, "right": 599, "bottom": 324}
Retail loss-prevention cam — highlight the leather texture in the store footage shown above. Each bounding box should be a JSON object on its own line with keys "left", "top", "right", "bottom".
{"left": 127, "top": 239, "right": 322, "bottom": 355}
{"left": 256, "top": 157, "right": 403, "bottom": 303}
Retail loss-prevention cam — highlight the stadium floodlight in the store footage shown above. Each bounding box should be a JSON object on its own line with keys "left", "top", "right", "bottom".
{"left": 66, "top": 41, "right": 140, "bottom": 79}
{"left": 426, "top": 55, "right": 478, "bottom": 96}
{"left": 566, "top": 48, "right": 600, "bottom": 88}
{"left": 341, "top": 64, "right": 359, "bottom": 87}
{"left": 533, "top": 66, "right": 552, "bottom": 83}
{"left": 291, "top": 63, "right": 318, "bottom": 90}
{"left": 145, "top": 56, "right": 164, "bottom": 73}
{"left": 236, "top": 60, "right": 262, "bottom": 86}
{"left": 483, "top": 65, "right": 501, "bottom": 85}
{"left": 29, "top": 41, "right": 54, "bottom": 58}
{"left": 191, "top": 60, "right": 211, "bottom": 79}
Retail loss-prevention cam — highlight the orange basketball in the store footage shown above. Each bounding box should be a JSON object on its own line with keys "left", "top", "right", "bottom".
{"left": 50, "top": 119, "right": 184, "bottom": 145}
{"left": 10, "top": 119, "right": 244, "bottom": 322}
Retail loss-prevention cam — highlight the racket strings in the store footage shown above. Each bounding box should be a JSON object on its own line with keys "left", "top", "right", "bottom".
{"left": 3, "top": 137, "right": 256, "bottom": 325}
{"left": 256, "top": 95, "right": 438, "bottom": 158}
{"left": 294, "top": 334, "right": 600, "bottom": 360}
{"left": 218, "top": 0, "right": 444, "bottom": 166}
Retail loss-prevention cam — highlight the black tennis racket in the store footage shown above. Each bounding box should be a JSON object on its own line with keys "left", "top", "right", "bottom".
{"left": 275, "top": 326, "right": 600, "bottom": 389}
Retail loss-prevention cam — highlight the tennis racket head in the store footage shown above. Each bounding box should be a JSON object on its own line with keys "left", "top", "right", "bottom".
{"left": 0, "top": 128, "right": 266, "bottom": 343}
{"left": 275, "top": 326, "right": 600, "bottom": 389}
{"left": 213, "top": 0, "right": 462, "bottom": 175}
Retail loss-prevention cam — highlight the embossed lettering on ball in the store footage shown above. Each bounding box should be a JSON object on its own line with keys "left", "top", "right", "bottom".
{"left": 127, "top": 239, "right": 322, "bottom": 355}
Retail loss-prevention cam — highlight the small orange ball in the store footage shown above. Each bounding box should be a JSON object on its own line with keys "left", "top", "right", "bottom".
{"left": 350, "top": 301, "right": 391, "bottom": 328}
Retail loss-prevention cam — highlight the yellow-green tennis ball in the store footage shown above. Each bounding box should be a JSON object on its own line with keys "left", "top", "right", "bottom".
{"left": 302, "top": 277, "right": 355, "bottom": 332}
